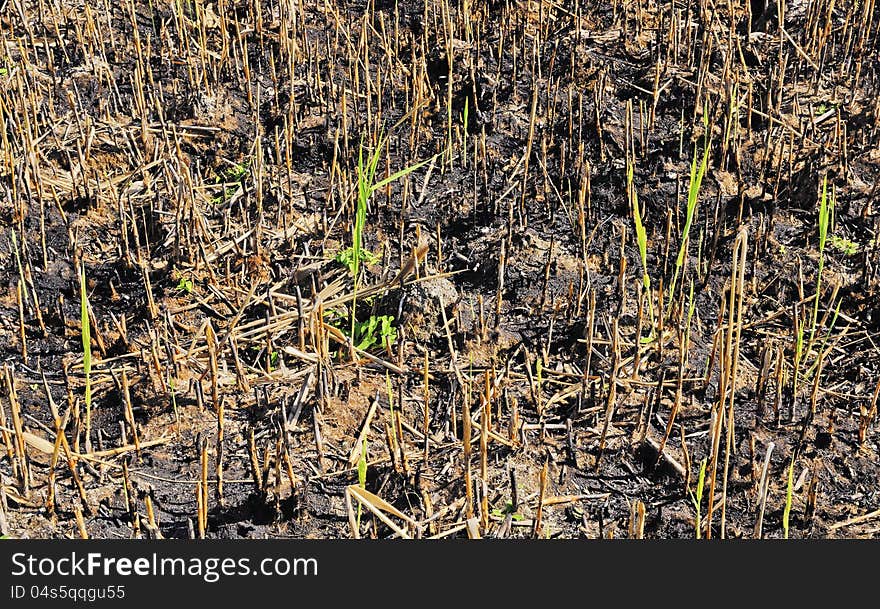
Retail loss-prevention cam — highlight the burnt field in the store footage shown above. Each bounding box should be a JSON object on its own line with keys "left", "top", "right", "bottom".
{"left": 1, "top": 0, "right": 880, "bottom": 540}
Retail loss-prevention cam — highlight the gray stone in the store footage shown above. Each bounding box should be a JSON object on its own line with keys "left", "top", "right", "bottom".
{"left": 400, "top": 277, "right": 459, "bottom": 342}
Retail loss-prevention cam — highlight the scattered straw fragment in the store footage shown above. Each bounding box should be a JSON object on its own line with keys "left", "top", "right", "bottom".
{"left": 0, "top": 426, "right": 169, "bottom": 465}
{"left": 829, "top": 507, "right": 880, "bottom": 531}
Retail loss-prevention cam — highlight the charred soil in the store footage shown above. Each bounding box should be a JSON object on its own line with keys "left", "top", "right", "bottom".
{"left": 1, "top": 0, "right": 880, "bottom": 540}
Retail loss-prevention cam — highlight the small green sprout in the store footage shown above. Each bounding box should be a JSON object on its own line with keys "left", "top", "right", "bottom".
{"left": 211, "top": 161, "right": 250, "bottom": 205}
{"left": 334, "top": 246, "right": 379, "bottom": 274}
{"left": 345, "top": 132, "right": 436, "bottom": 346}
{"left": 808, "top": 175, "right": 834, "bottom": 352}
{"left": 783, "top": 458, "right": 795, "bottom": 539}
{"left": 536, "top": 355, "right": 543, "bottom": 402}
{"left": 176, "top": 276, "right": 194, "bottom": 294}
{"left": 491, "top": 501, "right": 524, "bottom": 521}
{"left": 216, "top": 160, "right": 249, "bottom": 183}
{"left": 829, "top": 235, "right": 858, "bottom": 256}
{"left": 690, "top": 458, "right": 708, "bottom": 539}
{"left": 627, "top": 160, "right": 650, "bottom": 291}
{"left": 347, "top": 314, "right": 397, "bottom": 352}
{"left": 626, "top": 158, "right": 656, "bottom": 334}
{"left": 793, "top": 308, "right": 805, "bottom": 398}
{"left": 668, "top": 116, "right": 711, "bottom": 313}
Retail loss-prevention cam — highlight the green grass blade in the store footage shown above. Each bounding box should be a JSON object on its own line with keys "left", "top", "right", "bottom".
{"left": 627, "top": 161, "right": 650, "bottom": 289}
{"left": 818, "top": 175, "right": 829, "bottom": 253}
{"left": 809, "top": 176, "right": 831, "bottom": 351}
{"left": 668, "top": 135, "right": 711, "bottom": 311}
{"left": 691, "top": 457, "right": 707, "bottom": 539}
{"left": 677, "top": 140, "right": 710, "bottom": 270}
{"left": 783, "top": 458, "right": 795, "bottom": 539}
{"left": 371, "top": 154, "right": 438, "bottom": 192}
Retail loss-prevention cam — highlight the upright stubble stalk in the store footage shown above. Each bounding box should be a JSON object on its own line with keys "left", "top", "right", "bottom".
{"left": 80, "top": 262, "right": 92, "bottom": 452}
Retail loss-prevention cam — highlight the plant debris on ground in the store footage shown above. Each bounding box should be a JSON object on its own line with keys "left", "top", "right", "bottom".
{"left": 1, "top": 0, "right": 880, "bottom": 540}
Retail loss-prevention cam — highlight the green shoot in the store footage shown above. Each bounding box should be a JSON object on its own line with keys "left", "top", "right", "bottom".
{"left": 368, "top": 155, "right": 435, "bottom": 193}
{"left": 627, "top": 160, "right": 650, "bottom": 292}
{"left": 334, "top": 246, "right": 379, "bottom": 275}
{"left": 343, "top": 314, "right": 397, "bottom": 352}
{"left": 346, "top": 131, "right": 435, "bottom": 354}
{"left": 783, "top": 457, "right": 795, "bottom": 539}
{"left": 349, "top": 134, "right": 385, "bottom": 343}
{"left": 211, "top": 185, "right": 239, "bottom": 206}
{"left": 829, "top": 235, "right": 858, "bottom": 256}
{"left": 793, "top": 308, "right": 804, "bottom": 400}
{"left": 216, "top": 160, "right": 249, "bottom": 183}
{"left": 211, "top": 160, "right": 250, "bottom": 205}
{"left": 690, "top": 457, "right": 707, "bottom": 539}
{"left": 668, "top": 125, "right": 711, "bottom": 314}
{"left": 79, "top": 262, "right": 92, "bottom": 448}
{"left": 808, "top": 176, "right": 833, "bottom": 350}
{"left": 627, "top": 159, "right": 656, "bottom": 333}
{"left": 176, "top": 275, "right": 194, "bottom": 294}
{"left": 491, "top": 501, "right": 524, "bottom": 521}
